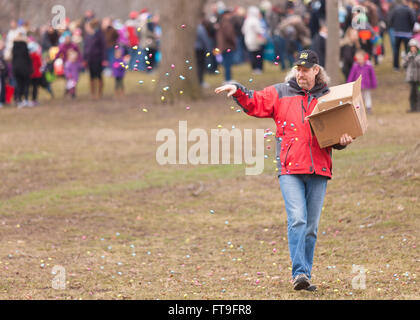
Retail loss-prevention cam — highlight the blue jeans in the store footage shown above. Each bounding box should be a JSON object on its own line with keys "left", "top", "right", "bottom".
{"left": 279, "top": 174, "right": 328, "bottom": 280}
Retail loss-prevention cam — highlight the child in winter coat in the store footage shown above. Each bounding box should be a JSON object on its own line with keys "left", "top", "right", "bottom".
{"left": 402, "top": 39, "right": 420, "bottom": 113}
{"left": 28, "top": 41, "right": 42, "bottom": 107}
{"left": 64, "top": 49, "right": 81, "bottom": 99}
{"left": 0, "top": 38, "right": 7, "bottom": 107}
{"left": 111, "top": 47, "right": 127, "bottom": 97}
{"left": 347, "top": 49, "right": 377, "bottom": 114}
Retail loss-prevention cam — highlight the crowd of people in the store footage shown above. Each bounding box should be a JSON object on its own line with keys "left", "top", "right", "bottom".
{"left": 0, "top": 0, "right": 420, "bottom": 112}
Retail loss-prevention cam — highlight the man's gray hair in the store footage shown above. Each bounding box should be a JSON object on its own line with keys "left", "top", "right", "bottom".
{"left": 284, "top": 64, "right": 331, "bottom": 86}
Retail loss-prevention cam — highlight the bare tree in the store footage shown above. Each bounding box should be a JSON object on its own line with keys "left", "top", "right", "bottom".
{"left": 326, "top": 0, "right": 340, "bottom": 86}
{"left": 157, "top": 0, "right": 207, "bottom": 103}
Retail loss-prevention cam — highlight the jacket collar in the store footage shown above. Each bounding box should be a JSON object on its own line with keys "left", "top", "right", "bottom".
{"left": 288, "top": 78, "right": 330, "bottom": 99}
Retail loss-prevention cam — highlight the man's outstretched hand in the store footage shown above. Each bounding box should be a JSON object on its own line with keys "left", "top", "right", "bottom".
{"left": 214, "top": 84, "right": 237, "bottom": 97}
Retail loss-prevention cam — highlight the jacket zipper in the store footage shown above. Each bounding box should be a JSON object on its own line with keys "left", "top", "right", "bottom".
{"left": 301, "top": 98, "right": 306, "bottom": 124}
{"left": 306, "top": 93, "right": 315, "bottom": 174}
{"left": 309, "top": 140, "right": 315, "bottom": 173}
{"left": 283, "top": 144, "right": 292, "bottom": 172}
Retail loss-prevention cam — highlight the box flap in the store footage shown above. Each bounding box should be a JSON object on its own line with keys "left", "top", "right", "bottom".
{"left": 352, "top": 75, "right": 362, "bottom": 99}
{"left": 307, "top": 102, "right": 352, "bottom": 119}
{"left": 314, "top": 76, "right": 363, "bottom": 112}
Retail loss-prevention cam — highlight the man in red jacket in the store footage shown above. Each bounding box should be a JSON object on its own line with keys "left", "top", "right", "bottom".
{"left": 215, "top": 50, "right": 353, "bottom": 291}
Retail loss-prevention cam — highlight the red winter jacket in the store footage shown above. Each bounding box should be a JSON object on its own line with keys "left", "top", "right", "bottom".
{"left": 30, "top": 52, "right": 42, "bottom": 79}
{"left": 232, "top": 78, "right": 346, "bottom": 179}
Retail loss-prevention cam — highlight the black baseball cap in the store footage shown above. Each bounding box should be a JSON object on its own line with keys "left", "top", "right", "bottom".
{"left": 294, "top": 50, "right": 319, "bottom": 68}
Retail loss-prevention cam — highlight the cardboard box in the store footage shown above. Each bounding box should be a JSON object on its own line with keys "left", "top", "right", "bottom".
{"left": 307, "top": 75, "right": 367, "bottom": 148}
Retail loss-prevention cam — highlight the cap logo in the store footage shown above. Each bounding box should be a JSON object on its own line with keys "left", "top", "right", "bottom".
{"left": 300, "top": 52, "right": 308, "bottom": 59}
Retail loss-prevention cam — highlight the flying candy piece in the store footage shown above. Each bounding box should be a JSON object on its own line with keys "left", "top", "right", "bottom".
{"left": 186, "top": 106, "right": 190, "bottom": 110}
{"left": 179, "top": 90, "right": 184, "bottom": 94}
{"left": 142, "top": 108, "right": 148, "bottom": 112}
{"left": 206, "top": 52, "right": 211, "bottom": 57}
{"left": 181, "top": 24, "right": 186, "bottom": 28}
{"left": 179, "top": 75, "right": 185, "bottom": 80}
{"left": 171, "top": 64, "right": 175, "bottom": 69}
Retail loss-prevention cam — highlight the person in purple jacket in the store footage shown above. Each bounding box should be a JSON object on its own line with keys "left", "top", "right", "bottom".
{"left": 112, "top": 47, "right": 127, "bottom": 98}
{"left": 347, "top": 49, "right": 377, "bottom": 114}
{"left": 56, "top": 31, "right": 81, "bottom": 64}
{"left": 83, "top": 19, "right": 107, "bottom": 100}
{"left": 64, "top": 49, "right": 81, "bottom": 99}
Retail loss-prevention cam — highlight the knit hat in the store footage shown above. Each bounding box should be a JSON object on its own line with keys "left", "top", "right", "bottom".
{"left": 408, "top": 38, "right": 420, "bottom": 49}
{"left": 28, "top": 41, "right": 40, "bottom": 53}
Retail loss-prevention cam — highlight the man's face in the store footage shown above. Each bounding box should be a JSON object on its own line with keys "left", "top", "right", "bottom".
{"left": 296, "top": 65, "right": 319, "bottom": 91}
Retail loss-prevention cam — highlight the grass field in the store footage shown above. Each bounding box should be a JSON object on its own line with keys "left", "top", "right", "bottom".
{"left": 0, "top": 41, "right": 419, "bottom": 300}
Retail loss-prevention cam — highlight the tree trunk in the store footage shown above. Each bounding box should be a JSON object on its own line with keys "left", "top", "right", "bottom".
{"left": 326, "top": 0, "right": 341, "bottom": 86}
{"left": 157, "top": 0, "right": 206, "bottom": 104}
